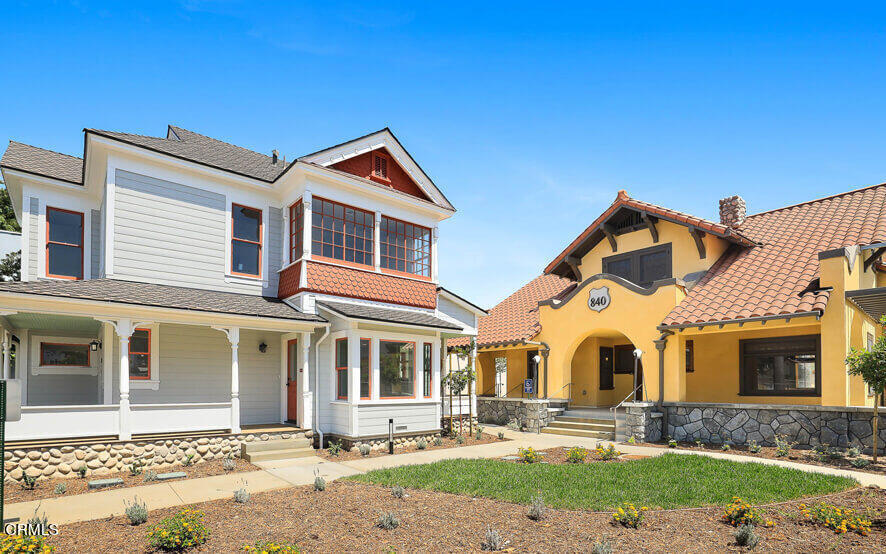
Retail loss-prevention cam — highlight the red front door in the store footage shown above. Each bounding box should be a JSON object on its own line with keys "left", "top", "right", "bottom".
{"left": 286, "top": 339, "right": 299, "bottom": 422}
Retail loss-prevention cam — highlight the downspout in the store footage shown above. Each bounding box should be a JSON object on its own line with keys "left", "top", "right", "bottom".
{"left": 524, "top": 340, "right": 550, "bottom": 398}
{"left": 313, "top": 325, "right": 331, "bottom": 448}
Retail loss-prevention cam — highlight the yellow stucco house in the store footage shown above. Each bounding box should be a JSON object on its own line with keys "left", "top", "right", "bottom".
{"left": 467, "top": 187, "right": 886, "bottom": 451}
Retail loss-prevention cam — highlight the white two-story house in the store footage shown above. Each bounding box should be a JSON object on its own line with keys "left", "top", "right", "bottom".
{"left": 0, "top": 125, "right": 483, "bottom": 458}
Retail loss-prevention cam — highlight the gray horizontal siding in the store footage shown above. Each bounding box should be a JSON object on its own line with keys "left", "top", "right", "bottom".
{"left": 357, "top": 403, "right": 438, "bottom": 435}
{"left": 27, "top": 198, "right": 38, "bottom": 280}
{"left": 91, "top": 209, "right": 101, "bottom": 278}
{"left": 265, "top": 207, "right": 282, "bottom": 297}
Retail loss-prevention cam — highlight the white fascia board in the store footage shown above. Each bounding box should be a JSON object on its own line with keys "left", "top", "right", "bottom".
{"left": 0, "top": 168, "right": 23, "bottom": 222}
{"left": 437, "top": 288, "right": 488, "bottom": 317}
{"left": 1, "top": 168, "right": 86, "bottom": 195}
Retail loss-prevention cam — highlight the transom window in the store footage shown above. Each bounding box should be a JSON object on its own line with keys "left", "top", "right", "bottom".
{"left": 46, "top": 207, "right": 83, "bottom": 280}
{"left": 602, "top": 243, "right": 672, "bottom": 288}
{"left": 336, "top": 338, "right": 348, "bottom": 400}
{"left": 740, "top": 335, "right": 820, "bottom": 396}
{"left": 289, "top": 200, "right": 304, "bottom": 263}
{"left": 311, "top": 197, "right": 374, "bottom": 266}
{"left": 231, "top": 204, "right": 262, "bottom": 277}
{"left": 380, "top": 340, "right": 415, "bottom": 398}
{"left": 128, "top": 329, "right": 151, "bottom": 380}
{"left": 40, "top": 342, "right": 89, "bottom": 367}
{"left": 380, "top": 216, "right": 431, "bottom": 277}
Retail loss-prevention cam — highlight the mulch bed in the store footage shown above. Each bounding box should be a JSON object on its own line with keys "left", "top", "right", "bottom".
{"left": 5, "top": 458, "right": 260, "bottom": 504}
{"left": 499, "top": 446, "right": 648, "bottom": 465}
{"left": 52, "top": 480, "right": 885, "bottom": 552}
{"left": 638, "top": 441, "right": 886, "bottom": 475}
{"left": 318, "top": 432, "right": 506, "bottom": 462}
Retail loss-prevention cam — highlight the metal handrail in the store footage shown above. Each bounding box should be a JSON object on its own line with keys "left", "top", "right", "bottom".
{"left": 610, "top": 385, "right": 642, "bottom": 441}
{"left": 550, "top": 382, "right": 572, "bottom": 402}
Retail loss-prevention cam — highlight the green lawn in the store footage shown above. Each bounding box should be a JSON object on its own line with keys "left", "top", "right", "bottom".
{"left": 348, "top": 453, "right": 857, "bottom": 510}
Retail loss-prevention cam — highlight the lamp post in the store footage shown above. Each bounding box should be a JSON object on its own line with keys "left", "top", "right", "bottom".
{"left": 633, "top": 348, "right": 643, "bottom": 401}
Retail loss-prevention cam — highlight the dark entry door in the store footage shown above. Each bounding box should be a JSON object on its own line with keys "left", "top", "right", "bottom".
{"left": 599, "top": 346, "right": 614, "bottom": 390}
{"left": 526, "top": 350, "right": 538, "bottom": 396}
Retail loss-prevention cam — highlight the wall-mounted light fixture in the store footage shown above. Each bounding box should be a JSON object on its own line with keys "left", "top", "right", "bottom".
{"left": 259, "top": 342, "right": 268, "bottom": 353}
{"left": 89, "top": 339, "right": 102, "bottom": 352}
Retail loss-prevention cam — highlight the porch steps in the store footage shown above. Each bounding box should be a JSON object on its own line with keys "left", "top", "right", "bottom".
{"left": 542, "top": 409, "right": 616, "bottom": 440}
{"left": 240, "top": 437, "right": 314, "bottom": 462}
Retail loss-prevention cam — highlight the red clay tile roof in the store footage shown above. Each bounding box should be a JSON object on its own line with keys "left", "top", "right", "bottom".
{"left": 470, "top": 274, "right": 574, "bottom": 348}
{"left": 663, "top": 183, "right": 886, "bottom": 326}
{"left": 446, "top": 336, "right": 471, "bottom": 348}
{"left": 279, "top": 260, "right": 437, "bottom": 309}
{"left": 545, "top": 190, "right": 756, "bottom": 277}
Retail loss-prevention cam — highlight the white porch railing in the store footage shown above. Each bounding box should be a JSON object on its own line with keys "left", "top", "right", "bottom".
{"left": 7, "top": 405, "right": 120, "bottom": 441}
{"left": 130, "top": 402, "right": 232, "bottom": 435}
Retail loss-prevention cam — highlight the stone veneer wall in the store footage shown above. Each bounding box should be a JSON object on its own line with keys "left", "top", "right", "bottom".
{"left": 664, "top": 402, "right": 886, "bottom": 454}
{"left": 5, "top": 430, "right": 309, "bottom": 483}
{"left": 620, "top": 402, "right": 663, "bottom": 443}
{"left": 345, "top": 432, "right": 442, "bottom": 452}
{"left": 477, "top": 397, "right": 554, "bottom": 430}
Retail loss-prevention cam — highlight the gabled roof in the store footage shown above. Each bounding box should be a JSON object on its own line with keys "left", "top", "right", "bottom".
{"left": 663, "top": 183, "right": 886, "bottom": 326}
{"left": 545, "top": 190, "right": 756, "bottom": 278}
{"left": 0, "top": 141, "right": 84, "bottom": 185}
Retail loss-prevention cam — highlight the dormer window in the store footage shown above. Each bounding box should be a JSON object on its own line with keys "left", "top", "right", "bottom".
{"left": 231, "top": 204, "right": 262, "bottom": 278}
{"left": 373, "top": 154, "right": 388, "bottom": 180}
{"left": 46, "top": 207, "right": 83, "bottom": 280}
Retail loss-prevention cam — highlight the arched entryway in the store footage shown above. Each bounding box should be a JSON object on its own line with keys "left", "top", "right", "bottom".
{"left": 570, "top": 329, "right": 642, "bottom": 407}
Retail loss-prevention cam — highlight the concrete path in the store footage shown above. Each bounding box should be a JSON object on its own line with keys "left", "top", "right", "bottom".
{"left": 6, "top": 426, "right": 884, "bottom": 526}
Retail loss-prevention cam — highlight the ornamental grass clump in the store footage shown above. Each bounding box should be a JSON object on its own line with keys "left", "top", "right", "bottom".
{"left": 497, "top": 431, "right": 505, "bottom": 440}
{"left": 518, "top": 447, "right": 542, "bottom": 464}
{"left": 798, "top": 503, "right": 872, "bottom": 535}
{"left": 722, "top": 497, "right": 774, "bottom": 528}
{"left": 376, "top": 511, "right": 399, "bottom": 530}
{"left": 53, "top": 483, "right": 66, "bottom": 495}
{"left": 480, "top": 527, "right": 509, "bottom": 551}
{"left": 595, "top": 443, "right": 620, "bottom": 461}
{"left": 147, "top": 508, "right": 210, "bottom": 552}
{"left": 223, "top": 456, "right": 236, "bottom": 471}
{"left": 242, "top": 541, "right": 300, "bottom": 553}
{"left": 455, "top": 434, "right": 465, "bottom": 445}
{"left": 0, "top": 534, "right": 54, "bottom": 553}
{"left": 433, "top": 436, "right": 443, "bottom": 447}
{"left": 143, "top": 470, "right": 158, "bottom": 482}
{"left": 612, "top": 502, "right": 647, "bottom": 528}
{"left": 734, "top": 524, "right": 760, "bottom": 549}
{"left": 327, "top": 440, "right": 343, "bottom": 457}
{"left": 565, "top": 446, "right": 588, "bottom": 464}
{"left": 391, "top": 485, "right": 406, "bottom": 499}
{"left": 358, "top": 444, "right": 371, "bottom": 457}
{"left": 20, "top": 474, "right": 37, "bottom": 490}
{"left": 774, "top": 435, "right": 794, "bottom": 458}
{"left": 527, "top": 494, "right": 547, "bottom": 521}
{"left": 124, "top": 497, "right": 148, "bottom": 526}
{"left": 416, "top": 438, "right": 427, "bottom": 450}
{"left": 591, "top": 537, "right": 612, "bottom": 554}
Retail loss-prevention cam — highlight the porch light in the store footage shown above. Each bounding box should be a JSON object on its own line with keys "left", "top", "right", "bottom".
{"left": 89, "top": 339, "right": 102, "bottom": 352}
{"left": 633, "top": 348, "right": 642, "bottom": 360}
{"left": 258, "top": 342, "right": 268, "bottom": 353}
{"left": 533, "top": 354, "right": 541, "bottom": 364}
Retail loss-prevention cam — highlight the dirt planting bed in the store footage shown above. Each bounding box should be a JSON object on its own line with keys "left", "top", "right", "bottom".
{"left": 318, "top": 432, "right": 506, "bottom": 462}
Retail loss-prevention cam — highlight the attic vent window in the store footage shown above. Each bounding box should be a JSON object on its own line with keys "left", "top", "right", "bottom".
{"left": 373, "top": 155, "right": 388, "bottom": 180}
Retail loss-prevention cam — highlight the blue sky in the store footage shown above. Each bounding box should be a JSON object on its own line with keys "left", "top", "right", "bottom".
{"left": 5, "top": 2, "right": 886, "bottom": 308}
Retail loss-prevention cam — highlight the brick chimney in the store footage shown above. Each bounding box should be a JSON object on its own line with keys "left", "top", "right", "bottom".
{"left": 719, "top": 195, "right": 747, "bottom": 228}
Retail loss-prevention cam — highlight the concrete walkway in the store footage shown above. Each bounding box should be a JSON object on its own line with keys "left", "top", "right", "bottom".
{"left": 6, "top": 426, "right": 884, "bottom": 525}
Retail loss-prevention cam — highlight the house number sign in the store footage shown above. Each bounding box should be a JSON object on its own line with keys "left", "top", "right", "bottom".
{"left": 588, "top": 286, "right": 611, "bottom": 312}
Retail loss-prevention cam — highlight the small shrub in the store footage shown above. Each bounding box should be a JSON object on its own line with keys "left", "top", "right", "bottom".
{"left": 243, "top": 541, "right": 300, "bottom": 553}
{"left": 391, "top": 485, "right": 406, "bottom": 499}
{"left": 627, "top": 435, "right": 636, "bottom": 445}
{"left": 233, "top": 486, "right": 250, "bottom": 504}
{"left": 721, "top": 442, "right": 732, "bottom": 452}
{"left": 613, "top": 502, "right": 647, "bottom": 528}
{"left": 143, "top": 470, "right": 158, "bottom": 482}
{"left": 734, "top": 523, "right": 760, "bottom": 549}
{"left": 0, "top": 534, "right": 54, "bottom": 553}
{"left": 596, "top": 443, "right": 621, "bottom": 461}
{"left": 26, "top": 508, "right": 49, "bottom": 530}
{"left": 416, "top": 438, "right": 427, "bottom": 450}
{"left": 798, "top": 503, "right": 872, "bottom": 535}
{"left": 433, "top": 436, "right": 443, "bottom": 447}
{"left": 358, "top": 444, "right": 371, "bottom": 457}
{"left": 455, "top": 434, "right": 465, "bottom": 445}
{"left": 77, "top": 466, "right": 87, "bottom": 478}
{"left": 475, "top": 429, "right": 483, "bottom": 440}
{"left": 506, "top": 419, "right": 520, "bottom": 431}
{"left": 695, "top": 439, "right": 704, "bottom": 449}
{"left": 480, "top": 526, "right": 509, "bottom": 551}
{"left": 376, "top": 511, "right": 399, "bottom": 530}
{"left": 774, "top": 435, "right": 794, "bottom": 457}
{"left": 748, "top": 440, "right": 762, "bottom": 454}
{"left": 313, "top": 468, "right": 326, "bottom": 491}
{"left": 518, "top": 446, "right": 542, "bottom": 464}
{"left": 477, "top": 425, "right": 484, "bottom": 434}
{"left": 327, "top": 439, "right": 343, "bottom": 457}
{"left": 527, "top": 494, "right": 547, "bottom": 521}
{"left": 124, "top": 497, "right": 148, "bottom": 526}
{"left": 722, "top": 497, "right": 773, "bottom": 527}
{"left": 565, "top": 446, "right": 588, "bottom": 464}
{"left": 147, "top": 508, "right": 210, "bottom": 551}
{"left": 846, "top": 445, "right": 861, "bottom": 458}
{"left": 591, "top": 537, "right": 613, "bottom": 554}
{"left": 20, "top": 474, "right": 37, "bottom": 490}
{"left": 129, "top": 459, "right": 144, "bottom": 475}
{"left": 667, "top": 437, "right": 677, "bottom": 448}
{"left": 182, "top": 453, "right": 196, "bottom": 467}
{"left": 851, "top": 457, "right": 871, "bottom": 468}
{"left": 53, "top": 482, "right": 67, "bottom": 495}
{"left": 497, "top": 431, "right": 505, "bottom": 440}
{"left": 223, "top": 456, "right": 237, "bottom": 471}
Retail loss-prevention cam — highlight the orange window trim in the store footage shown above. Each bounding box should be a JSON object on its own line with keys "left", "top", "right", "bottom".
{"left": 311, "top": 254, "right": 374, "bottom": 271}
{"left": 289, "top": 199, "right": 304, "bottom": 264}
{"left": 380, "top": 267, "right": 433, "bottom": 282}
{"left": 128, "top": 328, "right": 151, "bottom": 380}
{"left": 45, "top": 206, "right": 84, "bottom": 280}
{"left": 379, "top": 339, "right": 417, "bottom": 400}
{"left": 39, "top": 342, "right": 90, "bottom": 367}
{"left": 231, "top": 203, "right": 263, "bottom": 279}
{"left": 360, "top": 337, "right": 372, "bottom": 400}
{"left": 335, "top": 337, "right": 348, "bottom": 400}
{"left": 311, "top": 196, "right": 375, "bottom": 266}
{"left": 379, "top": 214, "right": 432, "bottom": 278}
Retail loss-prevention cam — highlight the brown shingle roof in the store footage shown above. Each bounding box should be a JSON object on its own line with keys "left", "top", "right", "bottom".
{"left": 472, "top": 274, "right": 574, "bottom": 348}
{"left": 0, "top": 141, "right": 83, "bottom": 185}
{"left": 662, "top": 183, "right": 886, "bottom": 326}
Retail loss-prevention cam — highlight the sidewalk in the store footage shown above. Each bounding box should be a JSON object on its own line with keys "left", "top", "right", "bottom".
{"left": 6, "top": 426, "right": 883, "bottom": 525}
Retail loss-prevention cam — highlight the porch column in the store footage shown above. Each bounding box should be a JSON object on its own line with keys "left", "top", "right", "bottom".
{"left": 302, "top": 192, "right": 312, "bottom": 261}
{"left": 214, "top": 327, "right": 241, "bottom": 433}
{"left": 101, "top": 318, "right": 148, "bottom": 441}
{"left": 299, "top": 331, "right": 312, "bottom": 429}
{"left": 2, "top": 329, "right": 10, "bottom": 379}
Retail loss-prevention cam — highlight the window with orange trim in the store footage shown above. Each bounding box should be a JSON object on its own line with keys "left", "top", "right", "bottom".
{"left": 232, "top": 204, "right": 262, "bottom": 277}
{"left": 380, "top": 216, "right": 431, "bottom": 278}
{"left": 39, "top": 342, "right": 89, "bottom": 367}
{"left": 129, "top": 329, "right": 151, "bottom": 380}
{"left": 311, "top": 197, "right": 374, "bottom": 266}
{"left": 335, "top": 338, "right": 348, "bottom": 400}
{"left": 289, "top": 200, "right": 304, "bottom": 263}
{"left": 379, "top": 340, "right": 415, "bottom": 398}
{"left": 46, "top": 207, "right": 83, "bottom": 280}
{"left": 422, "top": 342, "right": 432, "bottom": 397}
{"left": 360, "top": 338, "right": 371, "bottom": 399}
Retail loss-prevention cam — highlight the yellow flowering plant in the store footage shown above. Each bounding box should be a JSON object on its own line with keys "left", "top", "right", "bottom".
{"left": 565, "top": 446, "right": 588, "bottom": 463}
{"left": 518, "top": 447, "right": 543, "bottom": 464}
{"left": 0, "top": 533, "right": 55, "bottom": 553}
{"left": 612, "top": 502, "right": 648, "bottom": 528}
{"left": 722, "top": 497, "right": 775, "bottom": 527}
{"left": 242, "top": 541, "right": 300, "bottom": 553}
{"left": 798, "top": 503, "right": 872, "bottom": 535}
{"left": 595, "top": 443, "right": 621, "bottom": 461}
{"left": 147, "top": 508, "right": 210, "bottom": 551}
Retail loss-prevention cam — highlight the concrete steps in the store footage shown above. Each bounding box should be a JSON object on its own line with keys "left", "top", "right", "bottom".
{"left": 240, "top": 437, "right": 314, "bottom": 462}
{"left": 542, "top": 407, "right": 616, "bottom": 440}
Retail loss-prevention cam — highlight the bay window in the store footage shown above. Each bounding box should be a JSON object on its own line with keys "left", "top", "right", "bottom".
{"left": 128, "top": 328, "right": 151, "bottom": 380}
{"left": 380, "top": 216, "right": 431, "bottom": 277}
{"left": 380, "top": 340, "right": 415, "bottom": 398}
{"left": 336, "top": 338, "right": 348, "bottom": 400}
{"left": 46, "top": 207, "right": 83, "bottom": 280}
{"left": 231, "top": 204, "right": 262, "bottom": 277}
{"left": 740, "top": 335, "right": 820, "bottom": 396}
{"left": 311, "top": 197, "right": 374, "bottom": 266}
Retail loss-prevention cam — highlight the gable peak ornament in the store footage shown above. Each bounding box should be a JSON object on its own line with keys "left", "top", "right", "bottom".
{"left": 588, "top": 286, "right": 611, "bottom": 312}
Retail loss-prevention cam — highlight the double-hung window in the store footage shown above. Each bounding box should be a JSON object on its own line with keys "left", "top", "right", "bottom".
{"left": 740, "top": 335, "right": 820, "bottom": 396}
{"left": 128, "top": 329, "right": 151, "bottom": 380}
{"left": 231, "top": 204, "right": 262, "bottom": 278}
{"left": 46, "top": 207, "right": 83, "bottom": 280}
{"left": 311, "top": 197, "right": 374, "bottom": 266}
{"left": 380, "top": 340, "right": 415, "bottom": 398}
{"left": 379, "top": 216, "right": 431, "bottom": 278}
{"left": 336, "top": 338, "right": 348, "bottom": 400}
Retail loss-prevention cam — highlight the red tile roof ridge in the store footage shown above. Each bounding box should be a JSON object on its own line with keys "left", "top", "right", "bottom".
{"left": 741, "top": 181, "right": 886, "bottom": 222}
